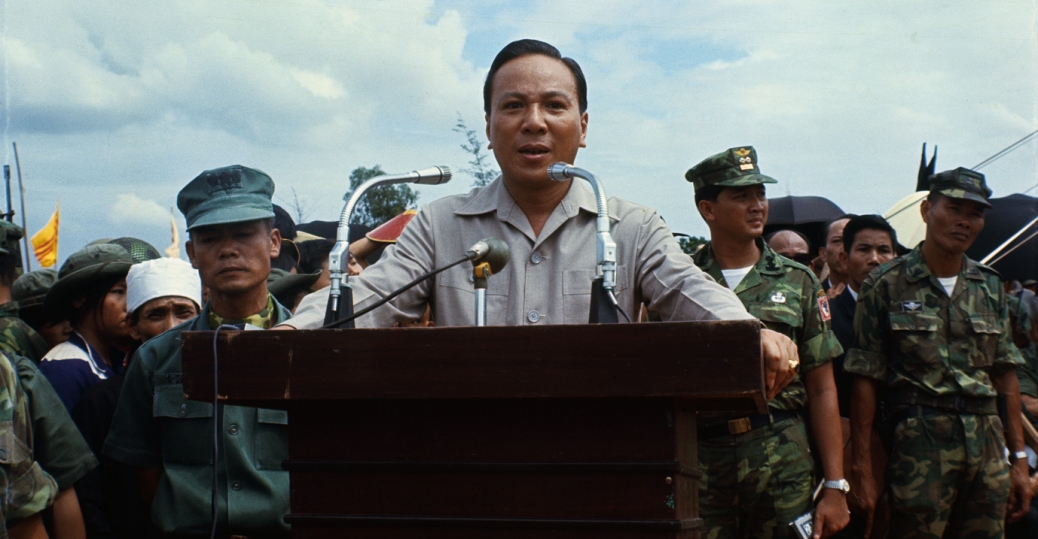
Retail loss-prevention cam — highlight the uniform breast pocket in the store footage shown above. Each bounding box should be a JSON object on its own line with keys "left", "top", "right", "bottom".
{"left": 153, "top": 385, "right": 213, "bottom": 464}
{"left": 255, "top": 408, "right": 289, "bottom": 470}
{"left": 746, "top": 301, "right": 803, "bottom": 339}
{"left": 888, "top": 312, "right": 941, "bottom": 366}
{"left": 966, "top": 314, "right": 1002, "bottom": 368}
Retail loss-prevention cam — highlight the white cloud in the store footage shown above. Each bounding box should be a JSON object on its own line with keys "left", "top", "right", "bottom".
{"left": 110, "top": 194, "right": 169, "bottom": 226}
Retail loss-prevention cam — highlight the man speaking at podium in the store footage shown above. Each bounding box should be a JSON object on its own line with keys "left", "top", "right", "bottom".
{"left": 284, "top": 39, "right": 799, "bottom": 397}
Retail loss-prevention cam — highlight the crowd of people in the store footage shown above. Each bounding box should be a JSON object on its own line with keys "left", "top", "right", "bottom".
{"left": 0, "top": 37, "right": 1032, "bottom": 539}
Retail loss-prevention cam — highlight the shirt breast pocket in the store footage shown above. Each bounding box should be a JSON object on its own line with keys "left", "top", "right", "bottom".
{"left": 153, "top": 384, "right": 213, "bottom": 465}
{"left": 255, "top": 408, "right": 289, "bottom": 470}
{"left": 746, "top": 301, "right": 803, "bottom": 339}
{"left": 563, "top": 267, "right": 628, "bottom": 324}
{"left": 437, "top": 267, "right": 511, "bottom": 325}
{"left": 966, "top": 314, "right": 1001, "bottom": 368}
{"left": 889, "top": 312, "right": 941, "bottom": 366}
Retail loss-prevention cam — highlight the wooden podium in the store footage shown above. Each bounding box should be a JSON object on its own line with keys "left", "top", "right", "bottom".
{"left": 181, "top": 320, "right": 764, "bottom": 539}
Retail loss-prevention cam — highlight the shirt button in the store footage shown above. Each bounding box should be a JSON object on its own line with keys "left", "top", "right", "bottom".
{"left": 527, "top": 310, "right": 540, "bottom": 323}
{"left": 231, "top": 480, "right": 242, "bottom": 491}
{"left": 228, "top": 424, "right": 239, "bottom": 435}
{"left": 530, "top": 252, "right": 543, "bottom": 264}
{"left": 177, "top": 405, "right": 187, "bottom": 418}
{"left": 469, "top": 273, "right": 475, "bottom": 282}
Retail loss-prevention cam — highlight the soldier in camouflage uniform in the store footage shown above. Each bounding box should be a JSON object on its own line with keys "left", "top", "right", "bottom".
{"left": 846, "top": 168, "right": 1031, "bottom": 538}
{"left": 1006, "top": 295, "right": 1038, "bottom": 418}
{"left": 687, "top": 146, "right": 849, "bottom": 538}
{"left": 0, "top": 222, "right": 50, "bottom": 363}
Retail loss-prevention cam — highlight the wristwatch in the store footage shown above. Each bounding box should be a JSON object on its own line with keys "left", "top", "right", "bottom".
{"left": 822, "top": 479, "right": 851, "bottom": 494}
{"left": 1009, "top": 450, "right": 1029, "bottom": 463}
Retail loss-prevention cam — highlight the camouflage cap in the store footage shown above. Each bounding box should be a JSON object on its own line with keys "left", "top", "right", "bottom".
{"left": 12, "top": 269, "right": 58, "bottom": 309}
{"left": 107, "top": 237, "right": 162, "bottom": 264}
{"left": 0, "top": 221, "right": 24, "bottom": 256}
{"left": 685, "top": 146, "right": 777, "bottom": 193}
{"left": 177, "top": 165, "right": 276, "bottom": 231}
{"left": 929, "top": 167, "right": 992, "bottom": 209}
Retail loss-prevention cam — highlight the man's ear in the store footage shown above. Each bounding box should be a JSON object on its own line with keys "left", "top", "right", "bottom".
{"left": 697, "top": 199, "right": 716, "bottom": 223}
{"left": 485, "top": 114, "right": 493, "bottom": 149}
{"left": 920, "top": 198, "right": 932, "bottom": 226}
{"left": 128, "top": 322, "right": 143, "bottom": 342}
{"left": 268, "top": 228, "right": 282, "bottom": 259}
{"left": 185, "top": 240, "right": 199, "bottom": 270}
{"left": 578, "top": 111, "right": 588, "bottom": 148}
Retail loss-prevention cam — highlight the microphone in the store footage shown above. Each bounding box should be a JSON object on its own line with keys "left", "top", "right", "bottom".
{"left": 324, "top": 166, "right": 453, "bottom": 326}
{"left": 467, "top": 238, "right": 510, "bottom": 274}
{"left": 372, "top": 166, "right": 453, "bottom": 186}
{"left": 469, "top": 238, "right": 510, "bottom": 327}
{"left": 547, "top": 162, "right": 625, "bottom": 324}
{"left": 323, "top": 238, "right": 510, "bottom": 329}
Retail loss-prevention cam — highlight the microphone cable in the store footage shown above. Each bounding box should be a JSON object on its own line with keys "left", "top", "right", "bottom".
{"left": 210, "top": 323, "right": 239, "bottom": 539}
{"left": 607, "top": 289, "right": 633, "bottom": 323}
{"left": 322, "top": 254, "right": 472, "bottom": 329}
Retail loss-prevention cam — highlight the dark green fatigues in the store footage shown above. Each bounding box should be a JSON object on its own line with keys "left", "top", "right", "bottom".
{"left": 104, "top": 301, "right": 292, "bottom": 537}
{"left": 694, "top": 240, "right": 843, "bottom": 539}
{"left": 845, "top": 245, "right": 1022, "bottom": 538}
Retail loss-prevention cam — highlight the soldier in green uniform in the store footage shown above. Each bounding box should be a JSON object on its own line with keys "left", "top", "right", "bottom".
{"left": 105, "top": 165, "right": 292, "bottom": 538}
{"left": 0, "top": 222, "right": 49, "bottom": 363}
{"left": 0, "top": 350, "right": 59, "bottom": 537}
{"left": 12, "top": 269, "right": 71, "bottom": 351}
{"left": 846, "top": 168, "right": 1031, "bottom": 538}
{"left": 0, "top": 221, "right": 97, "bottom": 538}
{"left": 687, "top": 146, "right": 849, "bottom": 539}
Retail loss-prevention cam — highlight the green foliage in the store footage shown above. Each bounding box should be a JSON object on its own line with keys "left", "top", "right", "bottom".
{"left": 454, "top": 113, "right": 498, "bottom": 187}
{"left": 676, "top": 235, "right": 709, "bottom": 256}
{"left": 346, "top": 165, "right": 418, "bottom": 228}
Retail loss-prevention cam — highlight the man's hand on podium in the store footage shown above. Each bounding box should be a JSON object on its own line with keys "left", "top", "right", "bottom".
{"left": 761, "top": 329, "right": 799, "bottom": 400}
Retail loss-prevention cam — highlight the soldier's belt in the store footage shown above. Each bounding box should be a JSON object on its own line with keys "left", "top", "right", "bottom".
{"left": 699, "top": 410, "right": 798, "bottom": 440}
{"left": 888, "top": 387, "right": 997, "bottom": 415}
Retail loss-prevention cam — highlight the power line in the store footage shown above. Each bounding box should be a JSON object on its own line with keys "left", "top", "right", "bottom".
{"left": 973, "top": 128, "right": 1038, "bottom": 170}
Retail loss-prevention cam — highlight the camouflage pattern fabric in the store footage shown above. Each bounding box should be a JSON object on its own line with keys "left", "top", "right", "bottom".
{"left": 698, "top": 416, "right": 815, "bottom": 539}
{"left": 684, "top": 146, "right": 778, "bottom": 192}
{"left": 1007, "top": 295, "right": 1038, "bottom": 398}
{"left": 0, "top": 352, "right": 58, "bottom": 531}
{"left": 928, "top": 167, "right": 993, "bottom": 209}
{"left": 886, "top": 413, "right": 1008, "bottom": 538}
{"left": 0, "top": 302, "right": 49, "bottom": 364}
{"left": 694, "top": 240, "right": 842, "bottom": 538}
{"left": 845, "top": 245, "right": 1023, "bottom": 397}
{"left": 694, "top": 239, "right": 843, "bottom": 412}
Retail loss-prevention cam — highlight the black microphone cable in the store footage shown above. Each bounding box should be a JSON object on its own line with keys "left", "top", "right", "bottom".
{"left": 210, "top": 323, "right": 239, "bottom": 539}
{"left": 322, "top": 254, "right": 472, "bottom": 329}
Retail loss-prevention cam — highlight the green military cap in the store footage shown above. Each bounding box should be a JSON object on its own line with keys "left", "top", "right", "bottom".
{"left": 107, "top": 237, "right": 162, "bottom": 264}
{"left": 44, "top": 244, "right": 133, "bottom": 317}
{"left": 177, "top": 165, "right": 276, "bottom": 231}
{"left": 0, "top": 221, "right": 24, "bottom": 256}
{"left": 685, "top": 146, "right": 777, "bottom": 193}
{"left": 929, "top": 167, "right": 992, "bottom": 209}
{"left": 267, "top": 268, "right": 320, "bottom": 297}
{"left": 12, "top": 269, "right": 58, "bottom": 309}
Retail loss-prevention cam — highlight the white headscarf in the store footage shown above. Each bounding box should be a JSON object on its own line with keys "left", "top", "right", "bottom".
{"left": 126, "top": 258, "right": 202, "bottom": 314}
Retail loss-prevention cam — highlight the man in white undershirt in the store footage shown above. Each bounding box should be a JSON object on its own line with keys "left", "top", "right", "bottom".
{"left": 846, "top": 167, "right": 1031, "bottom": 536}
{"left": 687, "top": 146, "right": 849, "bottom": 538}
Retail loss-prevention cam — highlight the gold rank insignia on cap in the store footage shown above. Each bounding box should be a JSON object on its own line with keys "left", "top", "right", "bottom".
{"left": 735, "top": 148, "right": 755, "bottom": 170}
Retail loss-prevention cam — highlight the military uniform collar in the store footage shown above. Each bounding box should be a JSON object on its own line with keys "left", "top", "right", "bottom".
{"left": 695, "top": 237, "right": 778, "bottom": 291}
{"left": 198, "top": 294, "right": 291, "bottom": 331}
{"left": 0, "top": 301, "right": 18, "bottom": 317}
{"left": 902, "top": 243, "right": 984, "bottom": 283}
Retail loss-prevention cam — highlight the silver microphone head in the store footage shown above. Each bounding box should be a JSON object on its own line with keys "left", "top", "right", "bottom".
{"left": 466, "top": 240, "right": 491, "bottom": 260}
{"left": 547, "top": 162, "right": 573, "bottom": 182}
{"left": 412, "top": 166, "right": 452, "bottom": 185}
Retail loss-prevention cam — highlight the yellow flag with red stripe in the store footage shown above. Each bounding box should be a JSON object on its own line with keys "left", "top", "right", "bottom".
{"left": 31, "top": 201, "right": 59, "bottom": 268}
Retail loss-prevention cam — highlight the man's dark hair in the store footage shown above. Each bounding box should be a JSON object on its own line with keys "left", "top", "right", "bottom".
{"left": 272, "top": 205, "right": 296, "bottom": 240}
{"left": 299, "top": 239, "right": 335, "bottom": 274}
{"left": 842, "top": 214, "right": 898, "bottom": 253}
{"left": 483, "top": 39, "right": 588, "bottom": 115}
{"left": 693, "top": 185, "right": 725, "bottom": 206}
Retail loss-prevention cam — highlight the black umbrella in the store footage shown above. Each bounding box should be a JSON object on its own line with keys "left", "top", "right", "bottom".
{"left": 965, "top": 193, "right": 1038, "bottom": 283}
{"left": 764, "top": 195, "right": 846, "bottom": 252}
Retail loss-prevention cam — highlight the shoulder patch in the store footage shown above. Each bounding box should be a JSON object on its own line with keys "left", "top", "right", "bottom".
{"left": 816, "top": 290, "right": 831, "bottom": 321}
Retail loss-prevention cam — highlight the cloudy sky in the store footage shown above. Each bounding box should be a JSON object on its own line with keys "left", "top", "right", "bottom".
{"left": 1, "top": 0, "right": 1036, "bottom": 267}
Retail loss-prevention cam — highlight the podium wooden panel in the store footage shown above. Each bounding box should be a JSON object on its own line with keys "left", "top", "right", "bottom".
{"left": 181, "top": 320, "right": 764, "bottom": 538}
